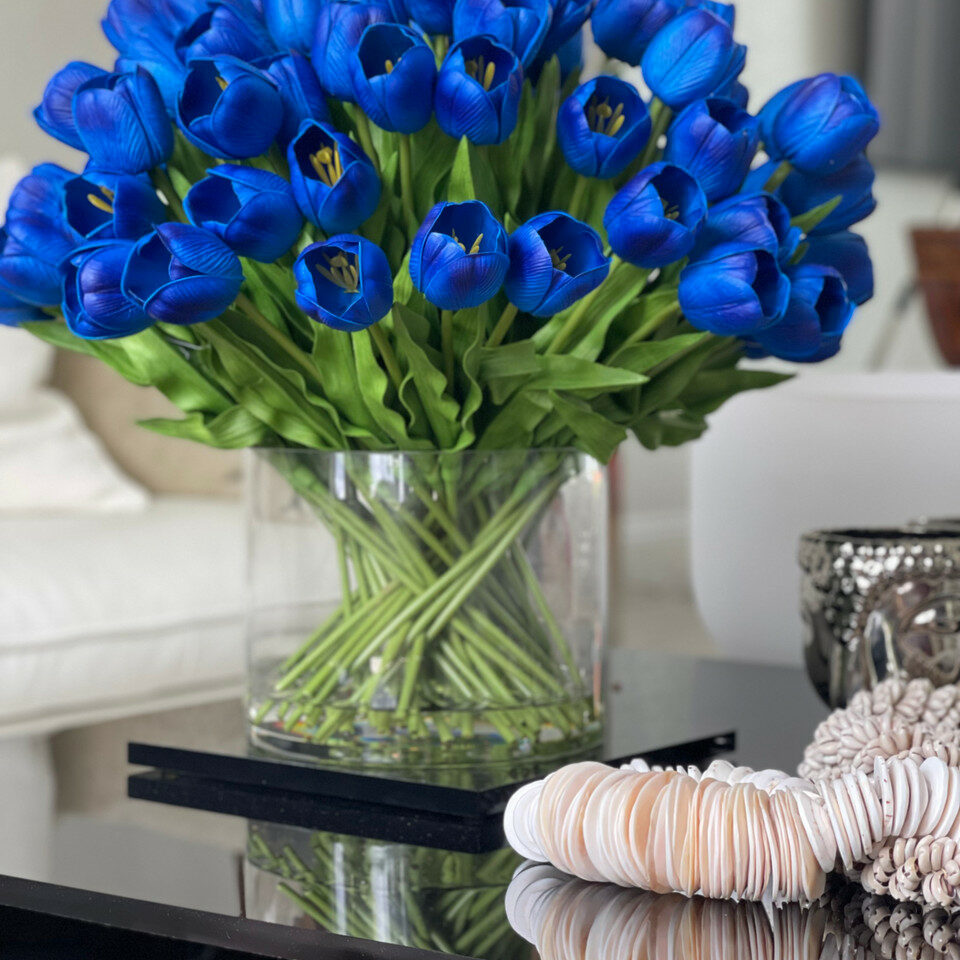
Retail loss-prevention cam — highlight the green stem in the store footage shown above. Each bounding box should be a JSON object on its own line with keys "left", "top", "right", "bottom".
{"left": 399, "top": 135, "right": 419, "bottom": 236}
{"left": 568, "top": 175, "right": 589, "bottom": 220}
{"left": 150, "top": 167, "right": 187, "bottom": 221}
{"left": 607, "top": 301, "right": 683, "bottom": 365}
{"left": 764, "top": 159, "right": 793, "bottom": 192}
{"left": 233, "top": 293, "right": 319, "bottom": 388}
{"left": 441, "top": 309, "right": 455, "bottom": 391}
{"left": 368, "top": 324, "right": 403, "bottom": 391}
{"left": 353, "top": 112, "right": 381, "bottom": 175}
{"left": 486, "top": 303, "right": 519, "bottom": 348}
{"left": 639, "top": 99, "right": 673, "bottom": 168}
{"left": 546, "top": 258, "right": 628, "bottom": 355}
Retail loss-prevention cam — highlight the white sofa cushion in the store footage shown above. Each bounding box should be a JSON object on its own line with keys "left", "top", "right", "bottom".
{"left": 0, "top": 497, "right": 246, "bottom": 736}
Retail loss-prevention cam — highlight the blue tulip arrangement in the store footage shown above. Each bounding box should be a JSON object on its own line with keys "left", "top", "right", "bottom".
{"left": 3, "top": 0, "right": 879, "bottom": 755}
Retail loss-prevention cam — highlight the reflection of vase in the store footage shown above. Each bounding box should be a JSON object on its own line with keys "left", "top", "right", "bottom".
{"left": 913, "top": 229, "right": 960, "bottom": 366}
{"left": 245, "top": 821, "right": 525, "bottom": 957}
{"left": 246, "top": 448, "right": 607, "bottom": 769}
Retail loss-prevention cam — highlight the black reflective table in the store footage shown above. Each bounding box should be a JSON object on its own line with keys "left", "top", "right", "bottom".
{"left": 0, "top": 649, "right": 838, "bottom": 959}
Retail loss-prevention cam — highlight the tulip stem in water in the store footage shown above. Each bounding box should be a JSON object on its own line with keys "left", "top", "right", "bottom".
{"left": 369, "top": 324, "right": 403, "bottom": 391}
{"left": 486, "top": 303, "right": 519, "bottom": 348}
{"left": 399, "top": 136, "right": 418, "bottom": 236}
{"left": 441, "top": 310, "right": 455, "bottom": 391}
{"left": 353, "top": 113, "right": 381, "bottom": 176}
{"left": 763, "top": 159, "right": 793, "bottom": 192}
{"left": 151, "top": 167, "right": 187, "bottom": 222}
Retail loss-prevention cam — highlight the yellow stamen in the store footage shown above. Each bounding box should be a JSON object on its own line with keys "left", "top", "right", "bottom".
{"left": 469, "top": 233, "right": 483, "bottom": 255}
{"left": 451, "top": 228, "right": 484, "bottom": 254}
{"left": 465, "top": 56, "right": 497, "bottom": 91}
{"left": 309, "top": 146, "right": 342, "bottom": 187}
{"left": 607, "top": 114, "right": 626, "bottom": 136}
{"left": 316, "top": 251, "right": 360, "bottom": 293}
{"left": 549, "top": 247, "right": 571, "bottom": 272}
{"left": 216, "top": 75, "right": 228, "bottom": 91}
{"left": 662, "top": 199, "right": 680, "bottom": 221}
{"left": 385, "top": 59, "right": 394, "bottom": 74}
{"left": 87, "top": 192, "right": 114, "bottom": 214}
{"left": 588, "top": 96, "right": 627, "bottom": 136}
{"left": 482, "top": 60, "right": 496, "bottom": 91}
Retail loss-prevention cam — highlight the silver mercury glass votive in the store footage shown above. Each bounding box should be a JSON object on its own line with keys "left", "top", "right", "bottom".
{"left": 800, "top": 526, "right": 960, "bottom": 707}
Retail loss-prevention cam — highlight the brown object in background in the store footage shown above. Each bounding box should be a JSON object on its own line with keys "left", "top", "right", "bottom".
{"left": 913, "top": 228, "right": 960, "bottom": 366}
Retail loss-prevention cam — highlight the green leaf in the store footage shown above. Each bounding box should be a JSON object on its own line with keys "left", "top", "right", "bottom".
{"left": 632, "top": 411, "right": 709, "bottom": 450}
{"left": 446, "top": 138, "right": 502, "bottom": 212}
{"left": 679, "top": 368, "right": 793, "bottom": 417}
{"left": 633, "top": 338, "right": 719, "bottom": 419}
{"left": 411, "top": 119, "right": 459, "bottom": 210}
{"left": 792, "top": 195, "right": 842, "bottom": 235}
{"left": 610, "top": 333, "right": 709, "bottom": 374}
{"left": 139, "top": 406, "right": 271, "bottom": 448}
{"left": 450, "top": 306, "right": 486, "bottom": 447}
{"left": 478, "top": 389, "right": 553, "bottom": 450}
{"left": 549, "top": 391, "right": 626, "bottom": 463}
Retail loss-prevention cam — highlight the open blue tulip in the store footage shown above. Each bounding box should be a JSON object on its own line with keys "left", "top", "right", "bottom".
{"left": 0, "top": 229, "right": 64, "bottom": 308}
{"left": 536, "top": 0, "right": 593, "bottom": 62}
{"left": 287, "top": 121, "right": 381, "bottom": 233}
{"left": 410, "top": 200, "right": 509, "bottom": 310}
{"left": 350, "top": 24, "right": 438, "bottom": 133}
{"left": 435, "top": 36, "right": 523, "bottom": 145}
{"left": 693, "top": 192, "right": 800, "bottom": 264}
{"left": 313, "top": 1, "right": 391, "bottom": 102}
{"left": 641, "top": 8, "right": 743, "bottom": 110}
{"left": 0, "top": 288, "right": 46, "bottom": 327}
{"left": 176, "top": 0, "right": 276, "bottom": 64}
{"left": 664, "top": 97, "right": 758, "bottom": 202}
{"left": 453, "top": 0, "right": 552, "bottom": 68}
{"left": 63, "top": 241, "right": 153, "bottom": 340}
{"left": 679, "top": 245, "right": 790, "bottom": 336}
{"left": 294, "top": 235, "right": 393, "bottom": 331}
{"left": 558, "top": 76, "right": 651, "bottom": 179}
{"left": 406, "top": 0, "right": 453, "bottom": 32}
{"left": 121, "top": 222, "right": 244, "bottom": 324}
{"left": 777, "top": 155, "right": 877, "bottom": 236}
{"left": 185, "top": 165, "right": 303, "bottom": 262}
{"left": 505, "top": 212, "right": 609, "bottom": 316}
{"left": 4, "top": 165, "right": 78, "bottom": 266}
{"left": 63, "top": 171, "right": 166, "bottom": 242}
{"left": 178, "top": 56, "right": 283, "bottom": 159}
{"left": 802, "top": 231, "right": 873, "bottom": 305}
{"left": 73, "top": 68, "right": 173, "bottom": 175}
{"left": 263, "top": 0, "right": 325, "bottom": 52}
{"left": 258, "top": 52, "right": 330, "bottom": 147}
{"left": 590, "top": 0, "right": 680, "bottom": 67}
{"left": 34, "top": 62, "right": 108, "bottom": 151}
{"left": 604, "top": 162, "right": 707, "bottom": 268}
{"left": 751, "top": 262, "right": 853, "bottom": 362}
{"left": 759, "top": 74, "right": 880, "bottom": 175}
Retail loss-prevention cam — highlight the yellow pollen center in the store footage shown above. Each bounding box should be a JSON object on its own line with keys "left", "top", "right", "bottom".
{"left": 465, "top": 56, "right": 497, "bottom": 91}
{"left": 216, "top": 75, "right": 229, "bottom": 91}
{"left": 309, "top": 145, "right": 344, "bottom": 187}
{"left": 87, "top": 185, "right": 115, "bottom": 214}
{"left": 385, "top": 59, "right": 394, "bottom": 74}
{"left": 451, "top": 229, "right": 484, "bottom": 255}
{"left": 316, "top": 251, "right": 360, "bottom": 293}
{"left": 661, "top": 198, "right": 680, "bottom": 221}
{"left": 587, "top": 96, "right": 627, "bottom": 136}
{"left": 549, "top": 247, "right": 571, "bottom": 272}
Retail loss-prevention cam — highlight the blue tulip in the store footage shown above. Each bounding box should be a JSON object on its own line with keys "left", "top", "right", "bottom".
{"left": 178, "top": 57, "right": 283, "bottom": 159}
{"left": 604, "top": 162, "right": 707, "bottom": 268}
{"left": 185, "top": 165, "right": 303, "bottom": 262}
{"left": 258, "top": 52, "right": 330, "bottom": 146}
{"left": 777, "top": 155, "right": 877, "bottom": 236}
{"left": 678, "top": 246, "right": 790, "bottom": 336}
{"left": 34, "top": 62, "right": 108, "bottom": 151}
{"left": 664, "top": 97, "right": 758, "bottom": 201}
{"left": 453, "top": 0, "right": 552, "bottom": 68}
{"left": 287, "top": 121, "right": 381, "bottom": 233}
{"left": 294, "top": 234, "right": 393, "bottom": 330}
{"left": 590, "top": 0, "right": 680, "bottom": 67}
{"left": 313, "top": 1, "right": 391, "bottom": 102}
{"left": 62, "top": 171, "right": 166, "bottom": 242}
{"left": 410, "top": 200, "right": 509, "bottom": 309}
{"left": 693, "top": 192, "right": 801, "bottom": 264}
{"left": 73, "top": 68, "right": 173, "bottom": 175}
{"left": 641, "top": 8, "right": 743, "bottom": 110}
{"left": 176, "top": 1, "right": 276, "bottom": 63}
{"left": 0, "top": 229, "right": 64, "bottom": 308}
{"left": 263, "top": 0, "right": 325, "bottom": 52}
{"left": 557, "top": 76, "right": 651, "bottom": 179}
{"left": 802, "top": 231, "right": 873, "bottom": 306}
{"left": 719, "top": 79, "right": 749, "bottom": 110}
{"left": 505, "top": 212, "right": 609, "bottom": 316}
{"left": 0, "top": 288, "right": 46, "bottom": 327}
{"left": 695, "top": 0, "right": 734, "bottom": 25}
{"left": 122, "top": 222, "right": 243, "bottom": 324}
{"left": 759, "top": 74, "right": 880, "bottom": 175}
{"left": 536, "top": 0, "right": 593, "bottom": 61}
{"left": 63, "top": 241, "right": 153, "bottom": 340}
{"left": 406, "top": 0, "right": 453, "bottom": 32}
{"left": 435, "top": 36, "right": 523, "bottom": 145}
{"left": 350, "top": 24, "right": 438, "bottom": 133}
{"left": 4, "top": 165, "right": 77, "bottom": 266}
{"left": 554, "top": 30, "right": 583, "bottom": 80}
{"left": 751, "top": 262, "right": 853, "bottom": 362}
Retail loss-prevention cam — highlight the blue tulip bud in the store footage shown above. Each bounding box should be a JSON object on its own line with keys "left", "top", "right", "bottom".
{"left": 664, "top": 98, "right": 758, "bottom": 202}
{"left": 777, "top": 155, "right": 877, "bottom": 236}
{"left": 759, "top": 74, "right": 880, "bottom": 175}
{"left": 34, "top": 62, "right": 108, "bottom": 151}
{"left": 678, "top": 245, "right": 790, "bottom": 336}
{"left": 557, "top": 76, "right": 651, "bottom": 179}
{"left": 536, "top": 0, "right": 594, "bottom": 63}
{"left": 258, "top": 52, "right": 330, "bottom": 147}
{"left": 263, "top": 0, "right": 325, "bottom": 52}
{"left": 294, "top": 234, "right": 393, "bottom": 330}
{"left": 313, "top": 2, "right": 391, "bottom": 102}
{"left": 121, "top": 222, "right": 244, "bottom": 324}
{"left": 0, "top": 288, "right": 46, "bottom": 327}
{"left": 63, "top": 170, "right": 166, "bottom": 242}
{"left": 693, "top": 192, "right": 801, "bottom": 264}
{"left": 350, "top": 24, "right": 438, "bottom": 133}
{"left": 590, "top": 0, "right": 680, "bottom": 67}
{"left": 802, "top": 231, "right": 873, "bottom": 306}
{"left": 287, "top": 121, "right": 381, "bottom": 233}
{"left": 453, "top": 0, "right": 553, "bottom": 68}
{"left": 73, "top": 68, "right": 173, "bottom": 175}
{"left": 604, "top": 162, "right": 707, "bottom": 268}
{"left": 751, "top": 262, "right": 853, "bottom": 362}
{"left": 406, "top": 0, "right": 454, "bottom": 34}
{"left": 0, "top": 228, "right": 64, "bottom": 308}
{"left": 505, "top": 212, "right": 609, "bottom": 316}
{"left": 695, "top": 0, "right": 734, "bottom": 26}
{"left": 176, "top": 0, "right": 276, "bottom": 64}
{"left": 641, "top": 8, "right": 743, "bottom": 110}
{"left": 554, "top": 30, "right": 583, "bottom": 81}
{"left": 178, "top": 56, "right": 283, "bottom": 160}
{"left": 5, "top": 165, "right": 77, "bottom": 266}
{"left": 185, "top": 164, "right": 303, "bottom": 262}
{"left": 410, "top": 200, "right": 509, "bottom": 309}
{"left": 63, "top": 241, "right": 153, "bottom": 340}
{"left": 435, "top": 36, "right": 523, "bottom": 145}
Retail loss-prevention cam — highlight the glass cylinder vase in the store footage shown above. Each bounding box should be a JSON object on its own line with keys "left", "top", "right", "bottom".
{"left": 246, "top": 448, "right": 607, "bottom": 769}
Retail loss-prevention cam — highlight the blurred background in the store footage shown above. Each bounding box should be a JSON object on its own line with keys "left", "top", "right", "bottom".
{"left": 3, "top": 0, "right": 960, "bottom": 890}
